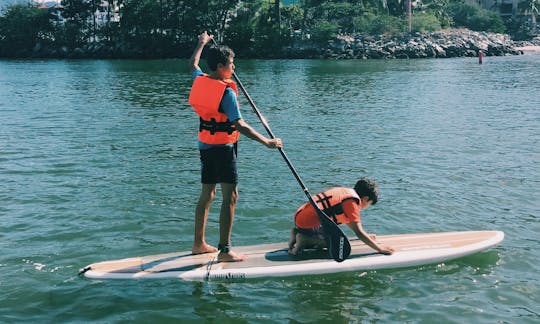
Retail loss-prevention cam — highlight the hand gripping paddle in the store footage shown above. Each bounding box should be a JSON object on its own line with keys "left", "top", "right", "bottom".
{"left": 210, "top": 38, "right": 351, "bottom": 262}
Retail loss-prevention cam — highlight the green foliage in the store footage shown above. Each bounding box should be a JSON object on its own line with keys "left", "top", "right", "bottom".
{"left": 60, "top": 0, "right": 91, "bottom": 46}
{"left": 386, "top": 0, "right": 406, "bottom": 16}
{"left": 224, "top": 1, "right": 298, "bottom": 57}
{"left": 416, "top": 0, "right": 451, "bottom": 27}
{"left": 119, "top": 0, "right": 161, "bottom": 38}
{"left": 310, "top": 19, "right": 339, "bottom": 43}
{"left": 353, "top": 13, "right": 405, "bottom": 35}
{"left": 0, "top": 0, "right": 519, "bottom": 58}
{"left": 412, "top": 13, "right": 442, "bottom": 32}
{"left": 317, "top": 2, "right": 364, "bottom": 32}
{"left": 303, "top": 0, "right": 409, "bottom": 38}
{"left": 0, "top": 4, "right": 53, "bottom": 56}
{"left": 61, "top": 0, "right": 91, "bottom": 21}
{"left": 251, "top": 2, "right": 293, "bottom": 56}
{"left": 518, "top": 0, "right": 538, "bottom": 35}
{"left": 280, "top": 4, "right": 304, "bottom": 30}
{"left": 370, "top": 15, "right": 406, "bottom": 34}
{"left": 469, "top": 10, "right": 505, "bottom": 33}
{"left": 448, "top": 1, "right": 505, "bottom": 33}
{"left": 224, "top": 19, "right": 255, "bottom": 56}
{"left": 518, "top": 0, "right": 539, "bottom": 18}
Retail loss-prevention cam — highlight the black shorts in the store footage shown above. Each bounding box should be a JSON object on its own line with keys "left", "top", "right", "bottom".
{"left": 200, "top": 145, "right": 238, "bottom": 184}
{"left": 295, "top": 226, "right": 324, "bottom": 239}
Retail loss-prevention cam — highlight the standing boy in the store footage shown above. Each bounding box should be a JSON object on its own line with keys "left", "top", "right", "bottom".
{"left": 289, "top": 178, "right": 394, "bottom": 256}
{"left": 188, "top": 32, "right": 282, "bottom": 262}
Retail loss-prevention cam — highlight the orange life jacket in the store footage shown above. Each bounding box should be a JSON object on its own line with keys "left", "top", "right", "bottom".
{"left": 295, "top": 187, "right": 360, "bottom": 228}
{"left": 188, "top": 75, "right": 240, "bottom": 145}
{"left": 314, "top": 187, "right": 360, "bottom": 224}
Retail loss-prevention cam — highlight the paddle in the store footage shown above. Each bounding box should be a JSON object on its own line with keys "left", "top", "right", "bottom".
{"left": 210, "top": 38, "right": 351, "bottom": 262}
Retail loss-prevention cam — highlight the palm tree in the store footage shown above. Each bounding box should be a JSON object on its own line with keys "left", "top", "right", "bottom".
{"left": 520, "top": 0, "right": 539, "bottom": 34}
{"left": 275, "top": 0, "right": 281, "bottom": 29}
{"left": 533, "top": 2, "right": 538, "bottom": 34}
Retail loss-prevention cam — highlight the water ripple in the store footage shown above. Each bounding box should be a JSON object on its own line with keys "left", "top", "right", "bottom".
{"left": 1, "top": 56, "right": 539, "bottom": 322}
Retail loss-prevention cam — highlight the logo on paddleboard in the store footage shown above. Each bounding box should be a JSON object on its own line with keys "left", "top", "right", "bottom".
{"left": 210, "top": 272, "right": 246, "bottom": 280}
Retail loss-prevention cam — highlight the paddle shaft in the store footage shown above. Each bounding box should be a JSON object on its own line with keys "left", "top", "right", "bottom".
{"left": 209, "top": 38, "right": 350, "bottom": 261}
{"left": 209, "top": 39, "right": 313, "bottom": 201}
{"left": 232, "top": 72, "right": 351, "bottom": 261}
{"left": 233, "top": 77, "right": 314, "bottom": 200}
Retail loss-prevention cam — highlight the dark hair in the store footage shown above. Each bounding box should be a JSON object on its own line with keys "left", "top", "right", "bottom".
{"left": 205, "top": 45, "right": 235, "bottom": 71}
{"left": 354, "top": 178, "right": 379, "bottom": 205}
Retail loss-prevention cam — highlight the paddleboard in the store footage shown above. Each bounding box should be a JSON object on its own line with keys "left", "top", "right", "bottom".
{"left": 80, "top": 230, "right": 504, "bottom": 281}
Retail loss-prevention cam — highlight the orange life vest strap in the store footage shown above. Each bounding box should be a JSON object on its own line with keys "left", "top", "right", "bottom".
{"left": 316, "top": 192, "right": 342, "bottom": 224}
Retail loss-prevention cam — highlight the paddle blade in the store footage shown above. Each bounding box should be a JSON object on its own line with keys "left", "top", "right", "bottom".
{"left": 318, "top": 212, "right": 351, "bottom": 262}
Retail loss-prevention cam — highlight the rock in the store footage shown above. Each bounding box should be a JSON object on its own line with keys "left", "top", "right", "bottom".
{"left": 33, "top": 42, "right": 42, "bottom": 53}
{"left": 313, "top": 28, "right": 521, "bottom": 59}
{"left": 59, "top": 46, "right": 69, "bottom": 56}
{"left": 12, "top": 28, "right": 523, "bottom": 59}
{"left": 73, "top": 47, "right": 85, "bottom": 57}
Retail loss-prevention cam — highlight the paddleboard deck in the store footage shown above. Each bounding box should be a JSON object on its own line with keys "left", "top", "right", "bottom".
{"left": 80, "top": 231, "right": 504, "bottom": 280}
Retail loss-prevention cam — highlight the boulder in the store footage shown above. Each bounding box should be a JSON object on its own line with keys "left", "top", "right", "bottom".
{"left": 313, "top": 29, "right": 521, "bottom": 59}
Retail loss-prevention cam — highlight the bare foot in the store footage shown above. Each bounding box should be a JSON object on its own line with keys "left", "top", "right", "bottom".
{"left": 289, "top": 232, "right": 308, "bottom": 255}
{"left": 217, "top": 250, "right": 247, "bottom": 262}
{"left": 192, "top": 243, "right": 218, "bottom": 255}
{"left": 289, "top": 232, "right": 326, "bottom": 255}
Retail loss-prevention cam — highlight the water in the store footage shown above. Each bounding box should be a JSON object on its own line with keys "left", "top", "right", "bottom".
{"left": 1, "top": 55, "right": 539, "bottom": 322}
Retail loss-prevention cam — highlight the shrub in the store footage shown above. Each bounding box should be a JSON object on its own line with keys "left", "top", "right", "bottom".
{"left": 412, "top": 13, "right": 442, "bottom": 32}
{"left": 468, "top": 10, "right": 506, "bottom": 33}
{"left": 354, "top": 13, "right": 405, "bottom": 35}
{"left": 0, "top": 4, "right": 53, "bottom": 56}
{"left": 448, "top": 1, "right": 506, "bottom": 33}
{"left": 311, "top": 20, "right": 339, "bottom": 43}
{"left": 368, "top": 15, "right": 405, "bottom": 35}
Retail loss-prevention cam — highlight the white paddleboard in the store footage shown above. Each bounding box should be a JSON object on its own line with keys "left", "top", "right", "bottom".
{"left": 80, "top": 231, "right": 504, "bottom": 281}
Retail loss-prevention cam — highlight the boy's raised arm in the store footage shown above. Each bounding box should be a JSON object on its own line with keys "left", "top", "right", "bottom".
{"left": 189, "top": 31, "right": 212, "bottom": 73}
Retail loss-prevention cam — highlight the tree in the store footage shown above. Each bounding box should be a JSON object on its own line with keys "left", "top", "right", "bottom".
{"left": 189, "top": 0, "right": 240, "bottom": 41}
{"left": 448, "top": 1, "right": 505, "bottom": 33}
{"left": 519, "top": 0, "right": 539, "bottom": 34}
{"left": 281, "top": 3, "right": 304, "bottom": 31}
{"left": 224, "top": 0, "right": 294, "bottom": 57}
{"left": 0, "top": 4, "right": 53, "bottom": 56}
{"left": 223, "top": 1, "right": 259, "bottom": 56}
{"left": 415, "top": 0, "right": 452, "bottom": 28}
{"left": 275, "top": 0, "right": 281, "bottom": 29}
{"left": 251, "top": 1, "right": 288, "bottom": 56}
{"left": 60, "top": 0, "right": 92, "bottom": 47}
{"left": 118, "top": 0, "right": 162, "bottom": 55}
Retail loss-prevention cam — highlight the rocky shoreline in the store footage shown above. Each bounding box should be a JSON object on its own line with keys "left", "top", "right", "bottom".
{"left": 25, "top": 28, "right": 540, "bottom": 59}
{"left": 285, "top": 29, "right": 540, "bottom": 59}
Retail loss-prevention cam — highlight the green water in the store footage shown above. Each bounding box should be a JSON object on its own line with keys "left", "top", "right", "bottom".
{"left": 1, "top": 55, "right": 539, "bottom": 322}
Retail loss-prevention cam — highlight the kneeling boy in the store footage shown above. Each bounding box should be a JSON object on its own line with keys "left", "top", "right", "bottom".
{"left": 289, "top": 178, "right": 394, "bottom": 256}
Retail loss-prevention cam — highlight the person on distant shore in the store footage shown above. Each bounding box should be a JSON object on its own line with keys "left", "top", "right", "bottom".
{"left": 188, "top": 31, "right": 282, "bottom": 262}
{"left": 288, "top": 178, "right": 394, "bottom": 256}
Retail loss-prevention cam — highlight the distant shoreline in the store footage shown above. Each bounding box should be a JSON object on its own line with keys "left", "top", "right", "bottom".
{"left": 514, "top": 45, "right": 540, "bottom": 53}
{"left": 300, "top": 29, "right": 537, "bottom": 60}
{"left": 2, "top": 28, "right": 538, "bottom": 60}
